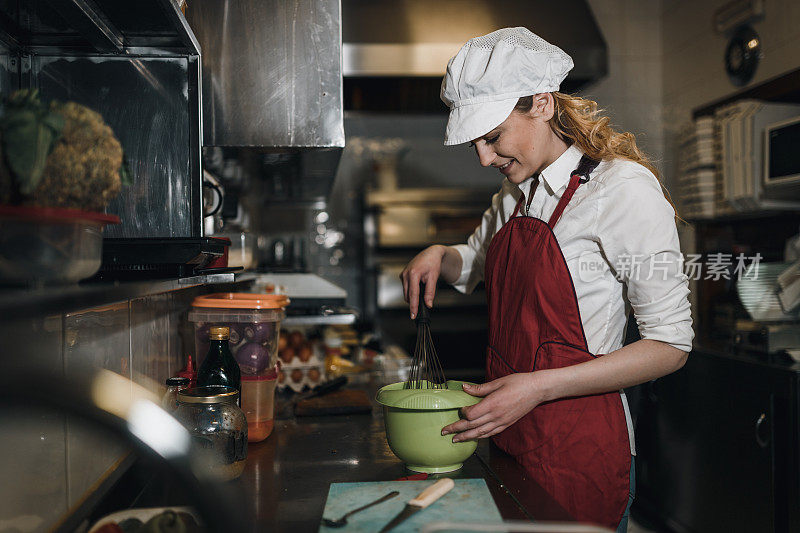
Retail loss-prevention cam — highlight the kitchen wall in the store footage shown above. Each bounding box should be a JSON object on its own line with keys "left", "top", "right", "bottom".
{"left": 0, "top": 291, "right": 201, "bottom": 530}
{"left": 662, "top": 0, "right": 800, "bottom": 185}
{"left": 584, "top": 0, "right": 665, "bottom": 180}
{"left": 659, "top": 0, "right": 800, "bottom": 319}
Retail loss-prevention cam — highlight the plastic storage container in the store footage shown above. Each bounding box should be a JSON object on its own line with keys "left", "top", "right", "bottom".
{"left": 242, "top": 365, "right": 278, "bottom": 442}
{"left": 0, "top": 205, "right": 119, "bottom": 285}
{"left": 188, "top": 293, "right": 289, "bottom": 377}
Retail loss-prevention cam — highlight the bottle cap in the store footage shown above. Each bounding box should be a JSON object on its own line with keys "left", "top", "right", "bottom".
{"left": 209, "top": 326, "right": 230, "bottom": 340}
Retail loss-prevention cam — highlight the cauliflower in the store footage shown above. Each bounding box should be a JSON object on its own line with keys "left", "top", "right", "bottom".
{"left": 0, "top": 90, "right": 126, "bottom": 212}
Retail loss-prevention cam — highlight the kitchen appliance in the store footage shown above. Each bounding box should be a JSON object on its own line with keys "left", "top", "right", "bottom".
{"left": 716, "top": 100, "right": 800, "bottom": 212}
{"left": 734, "top": 261, "right": 800, "bottom": 356}
{"left": 341, "top": 0, "right": 606, "bottom": 112}
{"left": 733, "top": 319, "right": 800, "bottom": 355}
{"left": 186, "top": 0, "right": 343, "bottom": 149}
{"left": 367, "top": 188, "right": 491, "bottom": 249}
{"left": 736, "top": 261, "right": 800, "bottom": 322}
{"left": 765, "top": 115, "right": 800, "bottom": 187}
{"left": 341, "top": 0, "right": 606, "bottom": 87}
{"left": 95, "top": 237, "right": 235, "bottom": 280}
{"left": 365, "top": 188, "right": 490, "bottom": 376}
{"left": 366, "top": 187, "right": 490, "bottom": 310}
{"left": 0, "top": 1, "right": 204, "bottom": 240}
{"left": 252, "top": 273, "right": 349, "bottom": 315}
{"left": 185, "top": 0, "right": 344, "bottom": 202}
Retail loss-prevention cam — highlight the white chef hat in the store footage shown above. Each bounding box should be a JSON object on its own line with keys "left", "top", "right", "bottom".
{"left": 440, "top": 27, "right": 574, "bottom": 146}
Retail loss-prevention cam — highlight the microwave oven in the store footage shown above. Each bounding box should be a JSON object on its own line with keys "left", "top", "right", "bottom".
{"left": 765, "top": 115, "right": 800, "bottom": 186}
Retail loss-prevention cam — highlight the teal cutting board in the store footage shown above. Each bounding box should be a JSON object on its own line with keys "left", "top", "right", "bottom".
{"left": 319, "top": 479, "right": 503, "bottom": 532}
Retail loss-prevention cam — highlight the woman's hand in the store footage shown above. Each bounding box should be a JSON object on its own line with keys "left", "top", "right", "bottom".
{"left": 441, "top": 373, "right": 548, "bottom": 442}
{"left": 400, "top": 245, "right": 447, "bottom": 319}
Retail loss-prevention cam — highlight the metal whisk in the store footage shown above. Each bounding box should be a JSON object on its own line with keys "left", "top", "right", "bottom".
{"left": 405, "top": 283, "right": 447, "bottom": 389}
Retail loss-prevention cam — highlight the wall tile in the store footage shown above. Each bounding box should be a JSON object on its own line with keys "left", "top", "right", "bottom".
{"left": 0, "top": 316, "right": 68, "bottom": 531}
{"left": 622, "top": 57, "right": 663, "bottom": 104}
{"left": 64, "top": 302, "right": 131, "bottom": 508}
{"left": 131, "top": 293, "right": 171, "bottom": 393}
{"left": 581, "top": 0, "right": 665, "bottom": 178}
{"left": 170, "top": 287, "right": 209, "bottom": 376}
{"left": 621, "top": 0, "right": 662, "bottom": 57}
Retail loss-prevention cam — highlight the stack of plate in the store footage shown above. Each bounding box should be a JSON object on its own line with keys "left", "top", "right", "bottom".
{"left": 677, "top": 116, "right": 716, "bottom": 218}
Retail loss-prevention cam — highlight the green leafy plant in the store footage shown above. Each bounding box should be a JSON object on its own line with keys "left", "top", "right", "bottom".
{"left": 0, "top": 89, "right": 64, "bottom": 195}
{"left": 0, "top": 89, "right": 130, "bottom": 211}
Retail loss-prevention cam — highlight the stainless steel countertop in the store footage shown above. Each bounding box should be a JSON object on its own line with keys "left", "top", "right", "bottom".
{"left": 238, "top": 397, "right": 573, "bottom": 530}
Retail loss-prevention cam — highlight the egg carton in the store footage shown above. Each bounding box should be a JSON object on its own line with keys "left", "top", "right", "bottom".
{"left": 277, "top": 361, "right": 326, "bottom": 392}
{"left": 277, "top": 345, "right": 327, "bottom": 392}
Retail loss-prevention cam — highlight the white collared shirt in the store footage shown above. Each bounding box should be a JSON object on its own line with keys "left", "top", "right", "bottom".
{"left": 451, "top": 144, "right": 694, "bottom": 354}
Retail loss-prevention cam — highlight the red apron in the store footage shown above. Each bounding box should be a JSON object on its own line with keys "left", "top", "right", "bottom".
{"left": 484, "top": 155, "right": 630, "bottom": 529}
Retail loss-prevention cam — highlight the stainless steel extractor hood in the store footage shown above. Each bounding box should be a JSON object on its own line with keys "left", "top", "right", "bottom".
{"left": 342, "top": 0, "right": 607, "bottom": 89}
{"left": 186, "top": 0, "right": 344, "bottom": 149}
{"left": 186, "top": 0, "right": 344, "bottom": 200}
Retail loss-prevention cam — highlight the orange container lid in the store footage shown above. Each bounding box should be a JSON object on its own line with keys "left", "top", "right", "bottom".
{"left": 192, "top": 292, "right": 290, "bottom": 310}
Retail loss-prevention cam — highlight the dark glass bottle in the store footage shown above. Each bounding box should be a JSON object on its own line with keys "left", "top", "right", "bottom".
{"left": 198, "top": 326, "right": 241, "bottom": 394}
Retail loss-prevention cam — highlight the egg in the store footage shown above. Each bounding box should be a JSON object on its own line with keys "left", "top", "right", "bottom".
{"left": 277, "top": 335, "right": 288, "bottom": 351}
{"left": 307, "top": 368, "right": 321, "bottom": 382}
{"left": 298, "top": 344, "right": 313, "bottom": 362}
{"left": 289, "top": 330, "right": 304, "bottom": 349}
{"left": 279, "top": 347, "right": 296, "bottom": 364}
{"left": 290, "top": 369, "right": 303, "bottom": 383}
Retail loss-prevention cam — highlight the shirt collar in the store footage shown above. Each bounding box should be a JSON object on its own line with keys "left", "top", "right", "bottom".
{"left": 516, "top": 144, "right": 585, "bottom": 200}
{"left": 539, "top": 144, "right": 585, "bottom": 197}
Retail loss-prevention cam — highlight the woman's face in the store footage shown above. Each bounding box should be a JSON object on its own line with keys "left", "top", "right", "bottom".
{"left": 470, "top": 96, "right": 562, "bottom": 185}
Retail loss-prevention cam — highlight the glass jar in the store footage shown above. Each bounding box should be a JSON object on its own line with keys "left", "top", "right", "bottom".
{"left": 162, "top": 376, "right": 190, "bottom": 412}
{"left": 174, "top": 386, "right": 248, "bottom": 481}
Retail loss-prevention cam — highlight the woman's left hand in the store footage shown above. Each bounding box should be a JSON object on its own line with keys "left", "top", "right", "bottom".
{"left": 442, "top": 373, "right": 548, "bottom": 442}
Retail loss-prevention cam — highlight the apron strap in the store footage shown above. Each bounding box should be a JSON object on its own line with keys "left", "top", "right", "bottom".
{"left": 547, "top": 155, "right": 600, "bottom": 227}
{"left": 511, "top": 178, "right": 540, "bottom": 218}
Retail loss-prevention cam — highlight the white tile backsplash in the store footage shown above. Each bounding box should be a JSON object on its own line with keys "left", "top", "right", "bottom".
{"left": 0, "top": 317, "right": 68, "bottom": 530}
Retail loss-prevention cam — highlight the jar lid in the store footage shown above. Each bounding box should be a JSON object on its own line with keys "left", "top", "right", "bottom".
{"left": 177, "top": 385, "right": 240, "bottom": 404}
{"left": 192, "top": 292, "right": 290, "bottom": 310}
{"left": 166, "top": 376, "right": 190, "bottom": 386}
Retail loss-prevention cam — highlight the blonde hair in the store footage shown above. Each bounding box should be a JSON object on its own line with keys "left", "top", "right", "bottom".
{"left": 515, "top": 93, "right": 682, "bottom": 221}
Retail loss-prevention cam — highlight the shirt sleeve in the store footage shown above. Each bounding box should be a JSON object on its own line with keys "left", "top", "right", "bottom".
{"left": 595, "top": 165, "right": 694, "bottom": 352}
{"left": 450, "top": 187, "right": 506, "bottom": 294}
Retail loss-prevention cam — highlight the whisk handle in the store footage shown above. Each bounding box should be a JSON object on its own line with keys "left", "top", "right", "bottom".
{"left": 416, "top": 281, "right": 431, "bottom": 325}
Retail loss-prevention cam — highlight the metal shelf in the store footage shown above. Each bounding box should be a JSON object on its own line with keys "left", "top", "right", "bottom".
{"left": 283, "top": 314, "right": 358, "bottom": 326}
{"left": 0, "top": 0, "right": 200, "bottom": 56}
{"left": 1, "top": 272, "right": 256, "bottom": 320}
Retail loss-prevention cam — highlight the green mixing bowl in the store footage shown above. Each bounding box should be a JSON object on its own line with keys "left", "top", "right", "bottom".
{"left": 376, "top": 380, "right": 481, "bottom": 473}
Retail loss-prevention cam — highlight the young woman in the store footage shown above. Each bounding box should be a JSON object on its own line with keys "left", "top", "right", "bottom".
{"left": 400, "top": 27, "right": 693, "bottom": 532}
